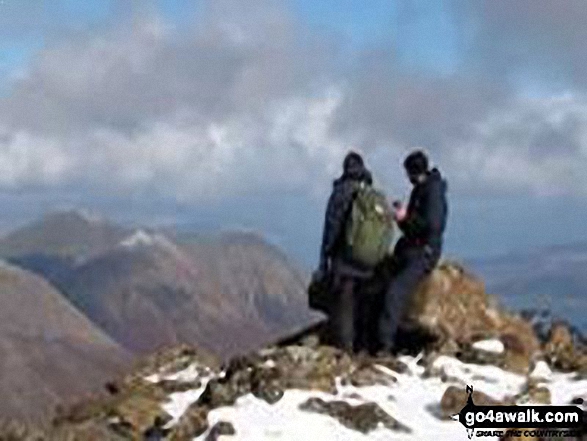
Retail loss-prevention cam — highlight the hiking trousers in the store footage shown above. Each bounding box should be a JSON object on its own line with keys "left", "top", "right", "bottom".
{"left": 328, "top": 274, "right": 356, "bottom": 351}
{"left": 326, "top": 260, "right": 372, "bottom": 352}
{"left": 378, "top": 245, "right": 439, "bottom": 351}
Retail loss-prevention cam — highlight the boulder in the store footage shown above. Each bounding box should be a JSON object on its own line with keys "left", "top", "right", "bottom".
{"left": 299, "top": 397, "right": 411, "bottom": 434}
{"left": 205, "top": 421, "right": 236, "bottom": 441}
{"left": 169, "top": 405, "right": 209, "bottom": 441}
{"left": 439, "top": 386, "right": 501, "bottom": 419}
{"left": 544, "top": 322, "right": 587, "bottom": 373}
{"left": 404, "top": 262, "right": 540, "bottom": 374}
{"left": 514, "top": 380, "right": 552, "bottom": 405}
{"left": 406, "top": 263, "right": 495, "bottom": 343}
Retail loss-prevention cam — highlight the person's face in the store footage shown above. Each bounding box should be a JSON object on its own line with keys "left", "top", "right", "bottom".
{"left": 345, "top": 157, "right": 361, "bottom": 173}
{"left": 407, "top": 170, "right": 420, "bottom": 185}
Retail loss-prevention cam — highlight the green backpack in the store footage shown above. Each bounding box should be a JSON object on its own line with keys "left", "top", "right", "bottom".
{"left": 346, "top": 182, "right": 394, "bottom": 268}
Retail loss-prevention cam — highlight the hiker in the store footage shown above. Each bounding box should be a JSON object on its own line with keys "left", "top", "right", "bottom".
{"left": 315, "top": 151, "right": 393, "bottom": 352}
{"left": 378, "top": 150, "right": 448, "bottom": 353}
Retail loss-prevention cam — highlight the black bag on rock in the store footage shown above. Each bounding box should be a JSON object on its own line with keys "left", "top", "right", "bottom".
{"left": 308, "top": 271, "right": 331, "bottom": 314}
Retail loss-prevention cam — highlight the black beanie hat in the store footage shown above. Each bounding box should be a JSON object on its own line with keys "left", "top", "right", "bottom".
{"left": 343, "top": 151, "right": 364, "bottom": 171}
{"left": 404, "top": 150, "right": 429, "bottom": 175}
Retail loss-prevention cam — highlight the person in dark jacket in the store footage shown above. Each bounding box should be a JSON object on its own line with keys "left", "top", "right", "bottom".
{"left": 378, "top": 150, "right": 448, "bottom": 353}
{"left": 317, "top": 151, "right": 373, "bottom": 351}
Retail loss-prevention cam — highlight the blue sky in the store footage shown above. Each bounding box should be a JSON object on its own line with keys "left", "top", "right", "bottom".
{"left": 1, "top": 0, "right": 587, "bottom": 267}
{"left": 0, "top": 0, "right": 458, "bottom": 84}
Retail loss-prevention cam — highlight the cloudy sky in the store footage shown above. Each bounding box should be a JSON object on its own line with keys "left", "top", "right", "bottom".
{"left": 1, "top": 0, "right": 587, "bottom": 267}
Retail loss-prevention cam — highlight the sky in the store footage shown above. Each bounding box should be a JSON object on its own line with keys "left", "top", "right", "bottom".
{"left": 1, "top": 0, "right": 587, "bottom": 268}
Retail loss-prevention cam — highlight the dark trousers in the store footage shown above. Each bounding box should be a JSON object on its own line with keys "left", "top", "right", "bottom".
{"left": 327, "top": 274, "right": 356, "bottom": 351}
{"left": 378, "top": 241, "right": 439, "bottom": 351}
{"left": 326, "top": 270, "right": 375, "bottom": 352}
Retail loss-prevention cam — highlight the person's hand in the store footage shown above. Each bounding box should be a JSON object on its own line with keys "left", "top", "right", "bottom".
{"left": 393, "top": 202, "right": 407, "bottom": 222}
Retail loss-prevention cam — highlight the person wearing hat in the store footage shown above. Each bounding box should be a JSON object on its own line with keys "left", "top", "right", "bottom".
{"left": 316, "top": 151, "right": 374, "bottom": 351}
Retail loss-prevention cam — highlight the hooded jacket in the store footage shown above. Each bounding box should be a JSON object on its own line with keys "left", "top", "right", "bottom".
{"left": 319, "top": 160, "right": 372, "bottom": 272}
{"left": 398, "top": 167, "right": 448, "bottom": 251}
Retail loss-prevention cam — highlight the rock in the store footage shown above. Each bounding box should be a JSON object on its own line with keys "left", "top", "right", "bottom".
{"left": 544, "top": 322, "right": 587, "bottom": 373}
{"left": 439, "top": 386, "right": 500, "bottom": 419}
{"left": 158, "top": 379, "right": 202, "bottom": 394}
{"left": 197, "top": 378, "right": 243, "bottom": 409}
{"left": 458, "top": 342, "right": 505, "bottom": 366}
{"left": 498, "top": 316, "right": 540, "bottom": 360}
{"left": 278, "top": 346, "right": 343, "bottom": 394}
{"left": 434, "top": 338, "right": 461, "bottom": 357}
{"left": 500, "top": 330, "right": 539, "bottom": 375}
{"left": 502, "top": 351, "right": 532, "bottom": 375}
{"left": 371, "top": 354, "right": 409, "bottom": 374}
{"left": 515, "top": 380, "right": 551, "bottom": 405}
{"left": 0, "top": 419, "right": 48, "bottom": 441}
{"left": 548, "top": 322, "right": 574, "bottom": 349}
{"left": 405, "top": 263, "right": 496, "bottom": 344}
{"left": 529, "top": 386, "right": 551, "bottom": 405}
{"left": 169, "top": 405, "right": 209, "bottom": 441}
{"left": 300, "top": 334, "right": 320, "bottom": 349}
{"left": 205, "top": 421, "right": 236, "bottom": 441}
{"left": 114, "top": 392, "right": 169, "bottom": 435}
{"left": 250, "top": 367, "right": 284, "bottom": 405}
{"left": 52, "top": 421, "right": 131, "bottom": 441}
{"left": 347, "top": 365, "right": 396, "bottom": 388}
{"left": 402, "top": 262, "right": 541, "bottom": 376}
{"left": 143, "top": 415, "right": 171, "bottom": 441}
{"left": 299, "top": 397, "right": 411, "bottom": 434}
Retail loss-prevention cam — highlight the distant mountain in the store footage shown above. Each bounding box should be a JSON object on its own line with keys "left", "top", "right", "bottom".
{"left": 0, "top": 210, "right": 130, "bottom": 262}
{"left": 3, "top": 212, "right": 319, "bottom": 361}
{"left": 55, "top": 229, "right": 317, "bottom": 359}
{"left": 0, "top": 261, "right": 130, "bottom": 421}
{"left": 469, "top": 241, "right": 587, "bottom": 333}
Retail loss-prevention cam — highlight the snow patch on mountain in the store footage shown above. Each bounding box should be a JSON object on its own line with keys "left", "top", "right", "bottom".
{"left": 119, "top": 229, "right": 179, "bottom": 252}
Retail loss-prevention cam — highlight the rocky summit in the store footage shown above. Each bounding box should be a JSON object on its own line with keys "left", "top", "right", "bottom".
{"left": 1, "top": 262, "right": 586, "bottom": 440}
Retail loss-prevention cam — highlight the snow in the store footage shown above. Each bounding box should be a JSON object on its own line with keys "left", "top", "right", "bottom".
{"left": 430, "top": 356, "right": 526, "bottom": 401}
{"left": 144, "top": 362, "right": 214, "bottom": 427}
{"left": 119, "top": 229, "right": 179, "bottom": 252}
{"left": 74, "top": 208, "right": 103, "bottom": 224}
{"left": 163, "top": 384, "right": 211, "bottom": 426}
{"left": 529, "top": 360, "right": 553, "bottom": 382}
{"left": 165, "top": 364, "right": 205, "bottom": 383}
{"left": 145, "top": 362, "right": 207, "bottom": 384}
{"left": 152, "top": 354, "right": 587, "bottom": 441}
{"left": 120, "top": 230, "right": 157, "bottom": 247}
{"left": 472, "top": 339, "right": 505, "bottom": 354}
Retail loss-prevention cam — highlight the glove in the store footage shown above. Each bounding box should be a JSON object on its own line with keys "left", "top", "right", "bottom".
{"left": 394, "top": 205, "right": 408, "bottom": 222}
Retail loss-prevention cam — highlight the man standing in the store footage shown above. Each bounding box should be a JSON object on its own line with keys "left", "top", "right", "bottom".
{"left": 317, "top": 151, "right": 374, "bottom": 351}
{"left": 378, "top": 150, "right": 448, "bottom": 353}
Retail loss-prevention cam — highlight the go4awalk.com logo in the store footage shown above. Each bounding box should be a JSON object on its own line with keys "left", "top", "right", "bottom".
{"left": 452, "top": 385, "right": 585, "bottom": 439}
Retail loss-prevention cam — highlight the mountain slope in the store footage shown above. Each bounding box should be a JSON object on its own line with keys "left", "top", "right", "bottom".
{"left": 0, "top": 261, "right": 130, "bottom": 421}
{"left": 54, "top": 230, "right": 318, "bottom": 359}
{"left": 470, "top": 242, "right": 587, "bottom": 333}
{"left": 1, "top": 212, "right": 319, "bottom": 361}
{"left": 0, "top": 210, "right": 130, "bottom": 261}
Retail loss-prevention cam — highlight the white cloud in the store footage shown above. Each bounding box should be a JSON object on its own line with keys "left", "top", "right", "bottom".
{"left": 1, "top": 1, "right": 587, "bottom": 203}
{"left": 449, "top": 94, "right": 587, "bottom": 195}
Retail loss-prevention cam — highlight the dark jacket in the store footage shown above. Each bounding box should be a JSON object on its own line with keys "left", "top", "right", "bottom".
{"left": 319, "top": 164, "right": 372, "bottom": 272}
{"left": 398, "top": 168, "right": 448, "bottom": 251}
